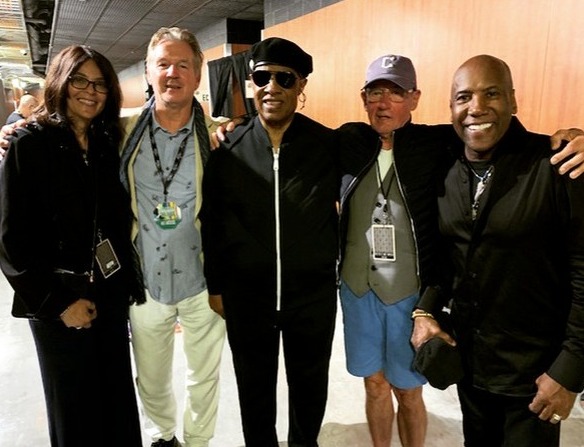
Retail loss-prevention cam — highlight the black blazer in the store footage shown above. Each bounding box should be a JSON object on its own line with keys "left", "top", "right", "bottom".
{"left": 437, "top": 117, "right": 584, "bottom": 394}
{"left": 0, "top": 122, "right": 144, "bottom": 319}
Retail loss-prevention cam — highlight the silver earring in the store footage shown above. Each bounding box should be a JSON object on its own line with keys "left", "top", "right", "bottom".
{"left": 299, "top": 92, "right": 306, "bottom": 110}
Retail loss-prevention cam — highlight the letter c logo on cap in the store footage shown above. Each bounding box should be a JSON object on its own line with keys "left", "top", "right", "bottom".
{"left": 380, "top": 56, "right": 396, "bottom": 69}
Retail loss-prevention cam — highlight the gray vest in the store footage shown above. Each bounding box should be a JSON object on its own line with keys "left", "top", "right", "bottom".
{"left": 341, "top": 160, "right": 419, "bottom": 304}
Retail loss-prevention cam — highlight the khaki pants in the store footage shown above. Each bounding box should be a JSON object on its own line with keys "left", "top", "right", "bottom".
{"left": 130, "top": 289, "right": 226, "bottom": 447}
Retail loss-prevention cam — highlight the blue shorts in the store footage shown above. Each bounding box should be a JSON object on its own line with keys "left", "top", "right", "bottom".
{"left": 339, "top": 282, "right": 426, "bottom": 389}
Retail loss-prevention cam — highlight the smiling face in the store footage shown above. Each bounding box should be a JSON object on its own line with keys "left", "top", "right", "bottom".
{"left": 252, "top": 64, "right": 307, "bottom": 130}
{"left": 146, "top": 39, "right": 201, "bottom": 111}
{"left": 362, "top": 80, "right": 420, "bottom": 144}
{"left": 66, "top": 59, "right": 107, "bottom": 127}
{"left": 450, "top": 55, "right": 518, "bottom": 160}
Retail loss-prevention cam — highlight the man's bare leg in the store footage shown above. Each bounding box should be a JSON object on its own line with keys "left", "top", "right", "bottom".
{"left": 365, "top": 371, "right": 394, "bottom": 447}
{"left": 393, "top": 386, "right": 427, "bottom": 447}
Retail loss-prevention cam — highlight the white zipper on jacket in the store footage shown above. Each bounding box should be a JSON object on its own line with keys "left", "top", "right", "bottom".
{"left": 272, "top": 147, "right": 282, "bottom": 311}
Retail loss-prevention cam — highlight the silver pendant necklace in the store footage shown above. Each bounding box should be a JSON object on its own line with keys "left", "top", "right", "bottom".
{"left": 468, "top": 163, "right": 494, "bottom": 221}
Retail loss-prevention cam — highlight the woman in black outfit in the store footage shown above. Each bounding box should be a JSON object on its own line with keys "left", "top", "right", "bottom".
{"left": 0, "top": 45, "right": 145, "bottom": 446}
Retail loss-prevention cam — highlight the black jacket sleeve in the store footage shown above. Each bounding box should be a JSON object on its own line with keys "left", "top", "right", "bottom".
{"left": 0, "top": 127, "right": 81, "bottom": 318}
{"left": 548, "top": 172, "right": 584, "bottom": 392}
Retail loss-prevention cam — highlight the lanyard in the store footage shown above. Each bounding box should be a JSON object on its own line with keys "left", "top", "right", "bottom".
{"left": 148, "top": 116, "right": 194, "bottom": 201}
{"left": 375, "top": 161, "right": 395, "bottom": 224}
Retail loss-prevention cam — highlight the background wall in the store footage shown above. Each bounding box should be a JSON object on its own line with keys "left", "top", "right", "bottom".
{"left": 118, "top": 0, "right": 584, "bottom": 136}
{"left": 263, "top": 0, "right": 584, "bottom": 135}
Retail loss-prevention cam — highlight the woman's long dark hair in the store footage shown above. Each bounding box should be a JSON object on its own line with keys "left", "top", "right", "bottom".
{"left": 36, "top": 45, "right": 123, "bottom": 147}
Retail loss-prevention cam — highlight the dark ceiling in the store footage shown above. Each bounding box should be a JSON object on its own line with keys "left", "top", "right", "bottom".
{"left": 1, "top": 0, "right": 264, "bottom": 83}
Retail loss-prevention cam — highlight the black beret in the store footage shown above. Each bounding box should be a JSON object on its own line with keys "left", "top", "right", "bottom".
{"left": 250, "top": 37, "right": 313, "bottom": 78}
{"left": 413, "top": 337, "right": 465, "bottom": 390}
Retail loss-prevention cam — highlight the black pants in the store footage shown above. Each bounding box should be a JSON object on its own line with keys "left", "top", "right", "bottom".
{"left": 223, "top": 287, "right": 337, "bottom": 447}
{"left": 457, "top": 382, "right": 560, "bottom": 447}
{"left": 29, "top": 310, "right": 142, "bottom": 447}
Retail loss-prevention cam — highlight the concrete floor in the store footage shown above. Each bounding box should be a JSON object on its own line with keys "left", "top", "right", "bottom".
{"left": 1, "top": 271, "right": 583, "bottom": 446}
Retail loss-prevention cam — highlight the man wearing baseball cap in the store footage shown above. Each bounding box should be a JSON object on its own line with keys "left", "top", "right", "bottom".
{"left": 337, "top": 54, "right": 448, "bottom": 447}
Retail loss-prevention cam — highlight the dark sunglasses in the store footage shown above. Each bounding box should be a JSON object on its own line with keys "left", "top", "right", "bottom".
{"left": 250, "top": 71, "right": 298, "bottom": 89}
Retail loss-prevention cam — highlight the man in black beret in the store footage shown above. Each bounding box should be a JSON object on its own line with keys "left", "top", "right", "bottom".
{"left": 201, "top": 37, "right": 350, "bottom": 447}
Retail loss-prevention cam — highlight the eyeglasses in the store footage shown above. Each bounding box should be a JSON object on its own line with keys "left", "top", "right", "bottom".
{"left": 68, "top": 75, "right": 109, "bottom": 94}
{"left": 364, "top": 87, "right": 413, "bottom": 103}
{"left": 250, "top": 71, "right": 298, "bottom": 89}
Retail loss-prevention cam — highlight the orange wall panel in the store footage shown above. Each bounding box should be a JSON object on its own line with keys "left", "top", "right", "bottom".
{"left": 540, "top": 0, "right": 584, "bottom": 130}
{"left": 119, "top": 74, "right": 147, "bottom": 109}
{"left": 264, "top": 0, "right": 584, "bottom": 135}
{"left": 118, "top": 0, "right": 584, "bottom": 135}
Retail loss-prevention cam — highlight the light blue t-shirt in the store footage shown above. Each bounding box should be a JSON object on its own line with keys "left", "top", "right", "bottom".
{"left": 133, "top": 112, "right": 206, "bottom": 304}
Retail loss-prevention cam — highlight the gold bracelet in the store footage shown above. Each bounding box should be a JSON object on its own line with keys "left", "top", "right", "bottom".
{"left": 411, "top": 309, "right": 435, "bottom": 320}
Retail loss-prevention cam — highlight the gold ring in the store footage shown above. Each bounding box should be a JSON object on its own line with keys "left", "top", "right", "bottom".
{"left": 550, "top": 413, "right": 562, "bottom": 424}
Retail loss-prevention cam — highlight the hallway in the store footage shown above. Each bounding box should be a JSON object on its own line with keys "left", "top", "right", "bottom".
{"left": 1, "top": 271, "right": 583, "bottom": 446}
